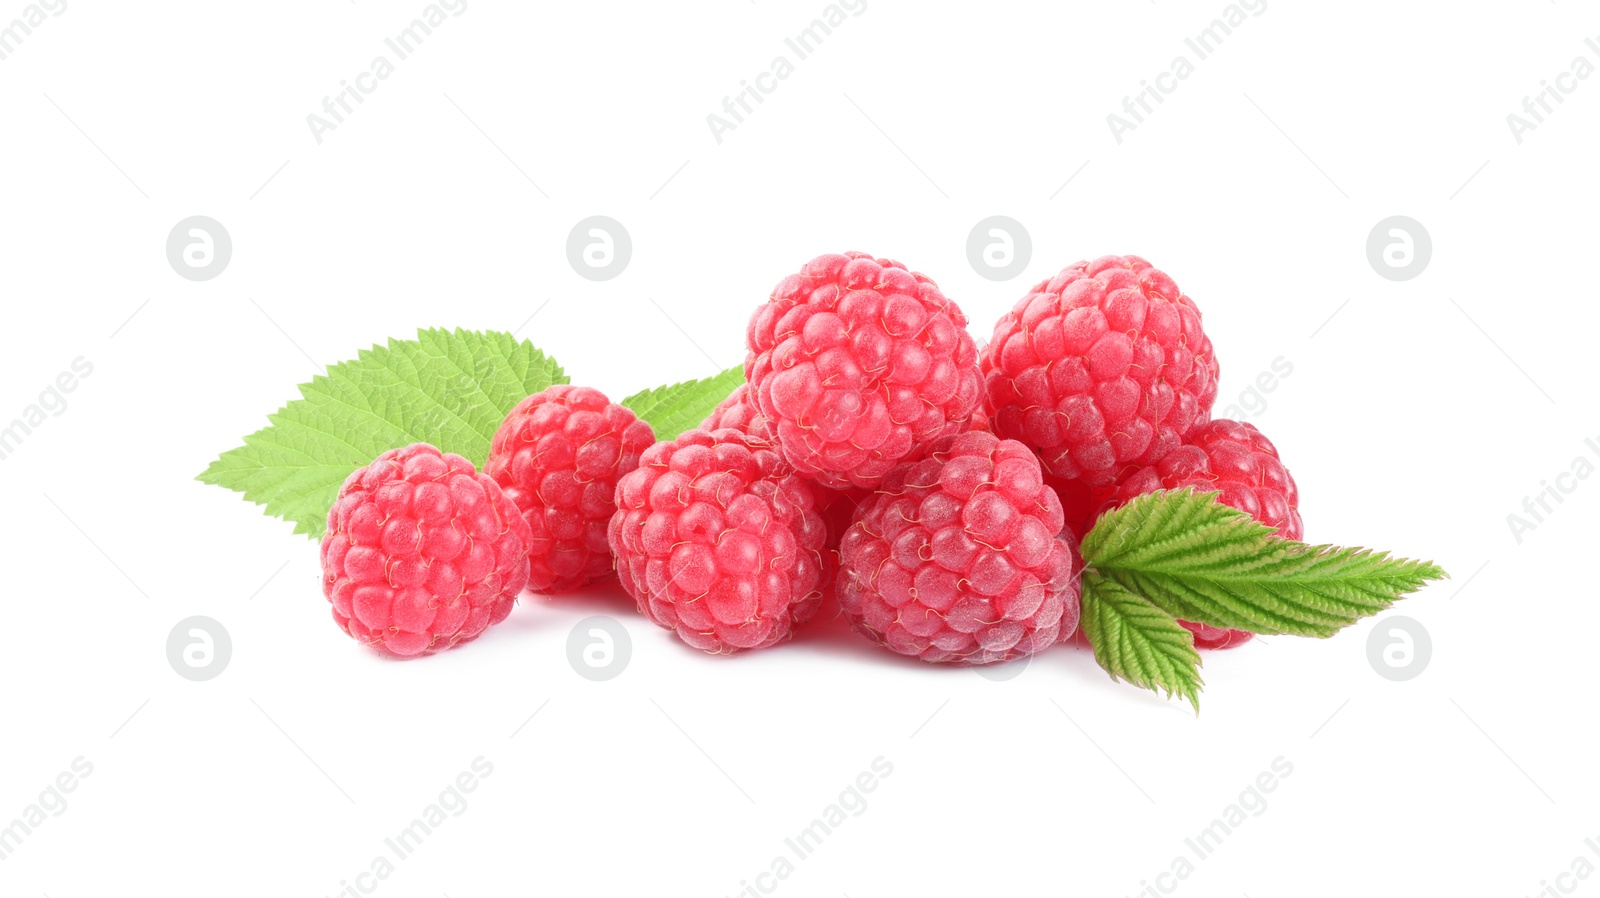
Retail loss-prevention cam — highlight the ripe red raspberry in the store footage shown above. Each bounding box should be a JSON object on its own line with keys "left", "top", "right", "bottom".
{"left": 320, "top": 444, "right": 532, "bottom": 656}
{"left": 608, "top": 428, "right": 828, "bottom": 653}
{"left": 812, "top": 486, "right": 870, "bottom": 614}
{"left": 981, "top": 255, "right": 1220, "bottom": 488}
{"left": 745, "top": 252, "right": 982, "bottom": 491}
{"left": 1102, "top": 419, "right": 1302, "bottom": 649}
{"left": 1045, "top": 472, "right": 1115, "bottom": 541}
{"left": 485, "top": 385, "right": 654, "bottom": 594}
{"left": 964, "top": 405, "right": 991, "bottom": 433}
{"left": 700, "top": 383, "right": 772, "bottom": 438}
{"left": 838, "top": 432, "right": 1081, "bottom": 664}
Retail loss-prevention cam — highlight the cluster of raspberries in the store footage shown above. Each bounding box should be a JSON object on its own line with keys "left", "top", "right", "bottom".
{"left": 320, "top": 252, "right": 1300, "bottom": 660}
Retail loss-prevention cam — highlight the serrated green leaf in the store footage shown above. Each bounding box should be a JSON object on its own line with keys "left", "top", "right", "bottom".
{"left": 198, "top": 328, "right": 567, "bottom": 539}
{"left": 1081, "top": 574, "right": 1203, "bottom": 712}
{"left": 1082, "top": 489, "right": 1448, "bottom": 639}
{"left": 621, "top": 365, "right": 743, "bottom": 441}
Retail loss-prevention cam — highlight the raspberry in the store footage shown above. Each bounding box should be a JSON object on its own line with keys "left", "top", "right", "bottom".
{"left": 745, "top": 251, "right": 982, "bottom": 490}
{"left": 1105, "top": 419, "right": 1302, "bottom": 539}
{"left": 608, "top": 428, "right": 828, "bottom": 653}
{"left": 964, "top": 405, "right": 991, "bottom": 433}
{"left": 1045, "top": 472, "right": 1114, "bottom": 541}
{"left": 700, "top": 383, "right": 772, "bottom": 438}
{"left": 813, "top": 486, "right": 870, "bottom": 613}
{"left": 980, "top": 255, "right": 1220, "bottom": 488}
{"left": 485, "top": 385, "right": 654, "bottom": 594}
{"left": 837, "top": 431, "right": 1081, "bottom": 664}
{"left": 320, "top": 444, "right": 532, "bottom": 656}
{"left": 1102, "top": 419, "right": 1302, "bottom": 649}
{"left": 1177, "top": 619, "right": 1254, "bottom": 650}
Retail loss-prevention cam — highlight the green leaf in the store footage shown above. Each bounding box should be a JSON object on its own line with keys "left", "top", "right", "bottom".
{"left": 621, "top": 365, "right": 743, "bottom": 441}
{"left": 1082, "top": 489, "right": 1448, "bottom": 639}
{"left": 1080, "top": 574, "right": 1203, "bottom": 712}
{"left": 198, "top": 328, "right": 567, "bottom": 539}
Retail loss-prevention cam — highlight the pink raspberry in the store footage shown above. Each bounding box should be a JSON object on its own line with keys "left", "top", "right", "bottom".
{"left": 745, "top": 251, "right": 982, "bottom": 490}
{"left": 320, "top": 443, "right": 532, "bottom": 656}
{"left": 608, "top": 428, "right": 828, "bottom": 653}
{"left": 813, "top": 486, "right": 871, "bottom": 614}
{"left": 485, "top": 385, "right": 654, "bottom": 594}
{"left": 837, "top": 431, "right": 1081, "bottom": 664}
{"left": 980, "top": 255, "right": 1220, "bottom": 488}
{"left": 1178, "top": 619, "right": 1253, "bottom": 650}
{"left": 700, "top": 383, "right": 772, "bottom": 438}
{"left": 1044, "top": 472, "right": 1115, "bottom": 542}
{"left": 1102, "top": 419, "right": 1302, "bottom": 649}
{"left": 964, "top": 405, "right": 991, "bottom": 433}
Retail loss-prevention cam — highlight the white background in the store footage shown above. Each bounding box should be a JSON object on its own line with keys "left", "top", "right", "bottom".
{"left": 2, "top": 1, "right": 1596, "bottom": 896}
